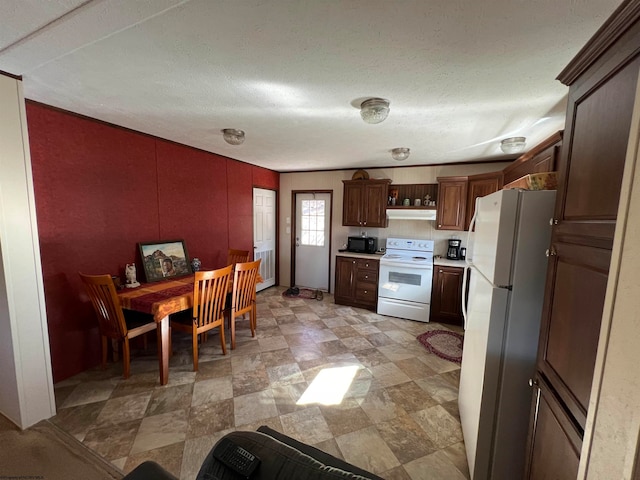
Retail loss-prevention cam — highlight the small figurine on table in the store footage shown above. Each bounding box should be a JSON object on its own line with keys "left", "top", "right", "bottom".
{"left": 125, "top": 263, "right": 140, "bottom": 288}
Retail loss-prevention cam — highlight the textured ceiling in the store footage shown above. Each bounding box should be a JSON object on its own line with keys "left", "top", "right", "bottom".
{"left": 0, "top": 0, "right": 622, "bottom": 172}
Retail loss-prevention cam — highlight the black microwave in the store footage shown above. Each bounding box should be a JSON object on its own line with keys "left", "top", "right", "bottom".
{"left": 347, "top": 236, "right": 377, "bottom": 254}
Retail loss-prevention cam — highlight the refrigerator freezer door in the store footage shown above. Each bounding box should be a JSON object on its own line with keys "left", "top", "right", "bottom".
{"left": 489, "top": 189, "right": 556, "bottom": 479}
{"left": 471, "top": 189, "right": 519, "bottom": 287}
{"left": 458, "top": 267, "right": 509, "bottom": 480}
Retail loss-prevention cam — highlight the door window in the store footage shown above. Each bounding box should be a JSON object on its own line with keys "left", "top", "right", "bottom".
{"left": 301, "top": 200, "right": 325, "bottom": 247}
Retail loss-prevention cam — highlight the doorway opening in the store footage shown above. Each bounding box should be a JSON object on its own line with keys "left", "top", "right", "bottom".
{"left": 291, "top": 190, "right": 333, "bottom": 292}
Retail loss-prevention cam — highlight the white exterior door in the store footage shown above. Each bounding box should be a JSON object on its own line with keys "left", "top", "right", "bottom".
{"left": 294, "top": 193, "right": 330, "bottom": 290}
{"left": 253, "top": 188, "right": 276, "bottom": 291}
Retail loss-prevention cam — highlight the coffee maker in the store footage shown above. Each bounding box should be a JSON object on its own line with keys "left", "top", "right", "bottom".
{"left": 446, "top": 238, "right": 462, "bottom": 260}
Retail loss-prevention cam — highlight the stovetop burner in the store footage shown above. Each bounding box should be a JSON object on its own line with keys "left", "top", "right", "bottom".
{"left": 380, "top": 237, "right": 435, "bottom": 266}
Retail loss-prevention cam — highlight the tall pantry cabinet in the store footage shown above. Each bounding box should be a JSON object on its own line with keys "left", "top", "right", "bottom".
{"left": 524, "top": 2, "right": 640, "bottom": 478}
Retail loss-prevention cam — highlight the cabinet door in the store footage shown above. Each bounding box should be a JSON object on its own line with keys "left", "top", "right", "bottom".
{"left": 466, "top": 172, "right": 503, "bottom": 230}
{"left": 537, "top": 242, "right": 610, "bottom": 428}
{"left": 342, "top": 183, "right": 363, "bottom": 226}
{"left": 437, "top": 178, "right": 467, "bottom": 231}
{"left": 537, "top": 55, "right": 640, "bottom": 429}
{"left": 530, "top": 144, "right": 559, "bottom": 174}
{"left": 363, "top": 182, "right": 388, "bottom": 228}
{"left": 334, "top": 257, "right": 356, "bottom": 303}
{"left": 430, "top": 266, "right": 464, "bottom": 325}
{"left": 525, "top": 376, "right": 581, "bottom": 480}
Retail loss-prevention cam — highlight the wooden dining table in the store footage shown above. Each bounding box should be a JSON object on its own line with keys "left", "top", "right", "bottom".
{"left": 117, "top": 271, "right": 262, "bottom": 385}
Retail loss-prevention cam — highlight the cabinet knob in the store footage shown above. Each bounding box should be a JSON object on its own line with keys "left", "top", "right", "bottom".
{"left": 439, "top": 270, "right": 443, "bottom": 273}
{"left": 545, "top": 248, "right": 557, "bottom": 257}
{"left": 549, "top": 218, "right": 558, "bottom": 225}
{"left": 438, "top": 224, "right": 442, "bottom": 228}
{"left": 365, "top": 275, "right": 368, "bottom": 279}
{"left": 365, "top": 263, "right": 369, "bottom": 267}
{"left": 353, "top": 261, "right": 356, "bottom": 264}
{"left": 364, "top": 290, "right": 368, "bottom": 294}
{"left": 528, "top": 378, "right": 539, "bottom": 388}
{"left": 363, "top": 222, "right": 367, "bottom": 225}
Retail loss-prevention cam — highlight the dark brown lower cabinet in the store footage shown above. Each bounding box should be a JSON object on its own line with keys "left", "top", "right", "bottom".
{"left": 334, "top": 256, "right": 378, "bottom": 311}
{"left": 430, "top": 265, "right": 464, "bottom": 325}
{"left": 525, "top": 376, "right": 581, "bottom": 480}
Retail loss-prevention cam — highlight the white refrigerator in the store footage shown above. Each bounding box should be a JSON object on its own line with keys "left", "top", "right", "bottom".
{"left": 458, "top": 188, "right": 555, "bottom": 480}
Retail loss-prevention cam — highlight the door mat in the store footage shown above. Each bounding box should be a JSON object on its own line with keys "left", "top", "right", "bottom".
{"left": 282, "top": 288, "right": 318, "bottom": 299}
{"left": 417, "top": 330, "right": 464, "bottom": 364}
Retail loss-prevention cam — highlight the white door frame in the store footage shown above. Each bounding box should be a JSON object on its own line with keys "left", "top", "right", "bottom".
{"left": 291, "top": 190, "right": 333, "bottom": 291}
{"left": 253, "top": 187, "right": 277, "bottom": 292}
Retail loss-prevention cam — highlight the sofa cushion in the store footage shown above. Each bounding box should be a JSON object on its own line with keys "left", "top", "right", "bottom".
{"left": 257, "top": 426, "right": 384, "bottom": 480}
{"left": 196, "top": 431, "right": 380, "bottom": 480}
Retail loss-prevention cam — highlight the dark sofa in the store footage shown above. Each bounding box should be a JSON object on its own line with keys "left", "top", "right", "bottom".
{"left": 124, "top": 426, "right": 384, "bottom": 480}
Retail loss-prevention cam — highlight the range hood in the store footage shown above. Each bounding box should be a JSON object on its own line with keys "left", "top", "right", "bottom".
{"left": 386, "top": 208, "right": 437, "bottom": 221}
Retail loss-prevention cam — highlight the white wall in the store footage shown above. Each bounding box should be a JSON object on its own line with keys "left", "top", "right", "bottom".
{"left": 0, "top": 75, "right": 56, "bottom": 428}
{"left": 279, "top": 162, "right": 509, "bottom": 291}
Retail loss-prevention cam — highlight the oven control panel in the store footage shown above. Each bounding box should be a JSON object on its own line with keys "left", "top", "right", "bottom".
{"left": 386, "top": 238, "right": 434, "bottom": 252}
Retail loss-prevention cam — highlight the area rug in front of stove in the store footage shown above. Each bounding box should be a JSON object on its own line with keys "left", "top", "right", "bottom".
{"left": 417, "top": 329, "right": 464, "bottom": 364}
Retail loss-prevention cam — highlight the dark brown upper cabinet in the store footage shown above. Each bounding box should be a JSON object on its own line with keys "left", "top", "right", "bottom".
{"left": 342, "top": 179, "right": 390, "bottom": 228}
{"left": 436, "top": 176, "right": 468, "bottom": 231}
{"left": 503, "top": 132, "right": 563, "bottom": 186}
{"left": 465, "top": 171, "right": 504, "bottom": 230}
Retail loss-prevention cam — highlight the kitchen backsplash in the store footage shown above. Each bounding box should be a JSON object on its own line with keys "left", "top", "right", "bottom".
{"left": 345, "top": 220, "right": 469, "bottom": 257}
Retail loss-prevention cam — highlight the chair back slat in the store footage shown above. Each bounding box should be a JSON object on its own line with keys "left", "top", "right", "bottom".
{"left": 227, "top": 248, "right": 251, "bottom": 268}
{"left": 79, "top": 273, "right": 127, "bottom": 338}
{"left": 232, "top": 260, "right": 261, "bottom": 312}
{"left": 193, "top": 265, "right": 232, "bottom": 328}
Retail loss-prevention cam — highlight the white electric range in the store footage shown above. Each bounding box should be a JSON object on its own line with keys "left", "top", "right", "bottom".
{"left": 377, "top": 237, "right": 434, "bottom": 322}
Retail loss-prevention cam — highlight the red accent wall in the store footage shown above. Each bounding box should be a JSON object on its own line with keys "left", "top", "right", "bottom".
{"left": 26, "top": 102, "right": 279, "bottom": 381}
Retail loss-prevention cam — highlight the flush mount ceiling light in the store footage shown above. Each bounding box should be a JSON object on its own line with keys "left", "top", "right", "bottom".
{"left": 360, "top": 98, "right": 390, "bottom": 124}
{"left": 391, "top": 147, "right": 410, "bottom": 161}
{"left": 222, "top": 128, "right": 245, "bottom": 145}
{"left": 500, "top": 136, "right": 526, "bottom": 154}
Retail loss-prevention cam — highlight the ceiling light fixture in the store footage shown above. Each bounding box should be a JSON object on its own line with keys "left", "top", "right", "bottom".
{"left": 222, "top": 128, "right": 245, "bottom": 145}
{"left": 360, "top": 98, "right": 390, "bottom": 124}
{"left": 500, "top": 136, "right": 526, "bottom": 154}
{"left": 391, "top": 147, "right": 410, "bottom": 161}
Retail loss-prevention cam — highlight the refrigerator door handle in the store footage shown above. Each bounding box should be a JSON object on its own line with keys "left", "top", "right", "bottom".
{"left": 465, "top": 197, "right": 480, "bottom": 257}
{"left": 462, "top": 265, "right": 470, "bottom": 330}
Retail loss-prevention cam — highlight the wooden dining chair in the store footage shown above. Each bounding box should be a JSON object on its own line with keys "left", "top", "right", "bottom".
{"left": 228, "top": 259, "right": 261, "bottom": 349}
{"left": 170, "top": 265, "right": 232, "bottom": 371}
{"left": 227, "top": 248, "right": 251, "bottom": 268}
{"left": 79, "top": 272, "right": 157, "bottom": 379}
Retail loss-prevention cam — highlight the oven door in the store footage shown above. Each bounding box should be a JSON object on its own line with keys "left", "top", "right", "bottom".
{"left": 378, "top": 260, "right": 433, "bottom": 304}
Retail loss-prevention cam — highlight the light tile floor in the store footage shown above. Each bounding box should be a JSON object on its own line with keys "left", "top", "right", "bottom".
{"left": 52, "top": 287, "right": 469, "bottom": 480}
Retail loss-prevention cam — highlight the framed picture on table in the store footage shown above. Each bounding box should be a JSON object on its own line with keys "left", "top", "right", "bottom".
{"left": 138, "top": 239, "right": 191, "bottom": 283}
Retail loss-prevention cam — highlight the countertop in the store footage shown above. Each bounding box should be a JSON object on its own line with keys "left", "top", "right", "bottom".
{"left": 433, "top": 257, "right": 467, "bottom": 267}
{"left": 335, "top": 251, "right": 384, "bottom": 260}
{"left": 337, "top": 252, "right": 467, "bottom": 267}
